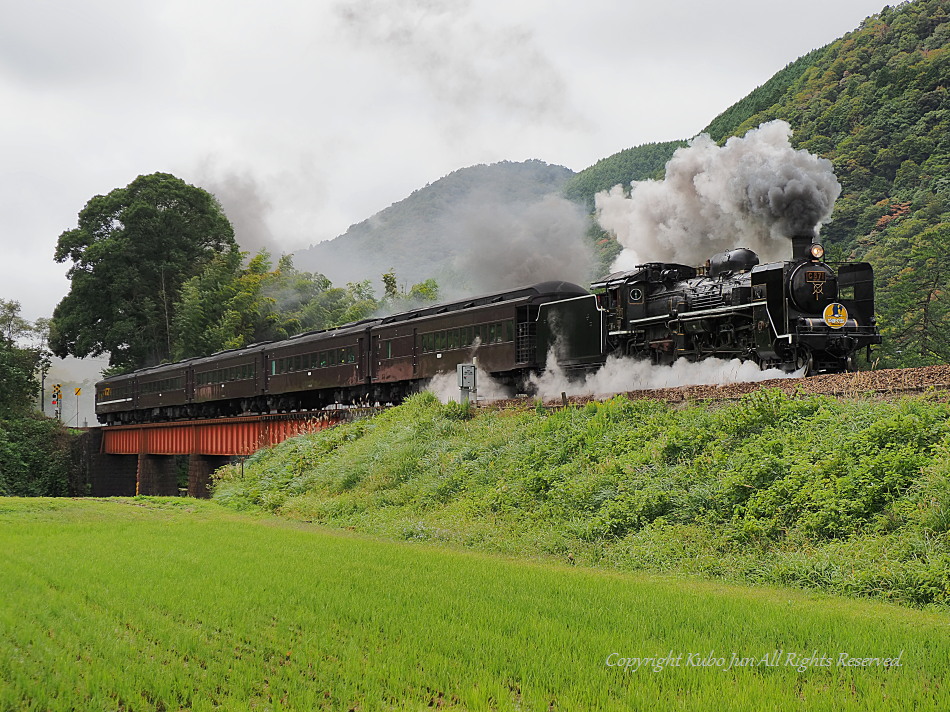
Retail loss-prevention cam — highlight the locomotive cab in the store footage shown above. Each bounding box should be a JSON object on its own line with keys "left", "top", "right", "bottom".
{"left": 593, "top": 263, "right": 696, "bottom": 328}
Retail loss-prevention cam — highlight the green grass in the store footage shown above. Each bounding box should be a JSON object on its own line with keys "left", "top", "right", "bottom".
{"left": 213, "top": 391, "right": 950, "bottom": 609}
{"left": 1, "top": 497, "right": 949, "bottom": 711}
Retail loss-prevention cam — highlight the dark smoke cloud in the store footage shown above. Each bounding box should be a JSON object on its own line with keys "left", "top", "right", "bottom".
{"left": 446, "top": 193, "right": 593, "bottom": 293}
{"left": 595, "top": 120, "right": 841, "bottom": 269}
{"left": 333, "top": 0, "right": 580, "bottom": 126}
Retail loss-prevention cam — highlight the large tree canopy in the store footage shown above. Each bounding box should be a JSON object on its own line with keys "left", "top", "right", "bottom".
{"left": 50, "top": 173, "right": 236, "bottom": 370}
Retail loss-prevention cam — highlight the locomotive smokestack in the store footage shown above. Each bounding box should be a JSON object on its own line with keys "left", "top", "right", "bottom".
{"left": 791, "top": 233, "right": 816, "bottom": 261}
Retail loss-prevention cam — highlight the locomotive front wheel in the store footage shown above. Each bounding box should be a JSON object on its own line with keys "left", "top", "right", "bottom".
{"left": 794, "top": 349, "right": 814, "bottom": 376}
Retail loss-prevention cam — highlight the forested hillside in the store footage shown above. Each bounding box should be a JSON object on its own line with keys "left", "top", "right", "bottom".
{"left": 293, "top": 160, "right": 575, "bottom": 292}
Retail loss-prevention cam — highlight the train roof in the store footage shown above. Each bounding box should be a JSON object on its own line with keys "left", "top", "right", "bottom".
{"left": 378, "top": 281, "right": 590, "bottom": 325}
{"left": 95, "top": 281, "right": 590, "bottom": 386}
{"left": 97, "top": 360, "right": 193, "bottom": 385}
{"left": 188, "top": 341, "right": 275, "bottom": 367}
{"left": 285, "top": 318, "right": 382, "bottom": 341}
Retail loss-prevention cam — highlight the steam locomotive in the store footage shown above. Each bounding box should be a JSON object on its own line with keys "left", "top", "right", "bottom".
{"left": 587, "top": 235, "right": 880, "bottom": 374}
{"left": 95, "top": 236, "right": 881, "bottom": 424}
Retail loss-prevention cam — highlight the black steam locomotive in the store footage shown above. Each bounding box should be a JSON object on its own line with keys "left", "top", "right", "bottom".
{"left": 588, "top": 235, "right": 881, "bottom": 374}
{"left": 95, "top": 236, "right": 880, "bottom": 424}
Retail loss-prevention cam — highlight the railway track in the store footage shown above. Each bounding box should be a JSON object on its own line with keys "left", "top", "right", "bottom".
{"left": 508, "top": 365, "right": 950, "bottom": 408}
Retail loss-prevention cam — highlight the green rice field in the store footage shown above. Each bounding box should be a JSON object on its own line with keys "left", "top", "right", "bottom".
{"left": 1, "top": 497, "right": 948, "bottom": 711}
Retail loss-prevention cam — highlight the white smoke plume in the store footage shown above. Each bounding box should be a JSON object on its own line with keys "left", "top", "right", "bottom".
{"left": 426, "top": 348, "right": 801, "bottom": 404}
{"left": 426, "top": 364, "right": 511, "bottom": 404}
{"left": 425, "top": 338, "right": 513, "bottom": 403}
{"left": 448, "top": 193, "right": 593, "bottom": 293}
{"left": 530, "top": 351, "right": 802, "bottom": 401}
{"left": 596, "top": 120, "right": 841, "bottom": 270}
{"left": 333, "top": 0, "right": 580, "bottom": 126}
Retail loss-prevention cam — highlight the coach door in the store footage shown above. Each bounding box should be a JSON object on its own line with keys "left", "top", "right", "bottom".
{"left": 184, "top": 367, "right": 194, "bottom": 402}
{"left": 412, "top": 328, "right": 418, "bottom": 376}
{"left": 369, "top": 334, "right": 380, "bottom": 383}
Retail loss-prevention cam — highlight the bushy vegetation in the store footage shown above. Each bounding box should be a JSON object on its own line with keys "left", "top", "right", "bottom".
{"left": 215, "top": 390, "right": 950, "bottom": 608}
{"left": 0, "top": 415, "right": 75, "bottom": 496}
{"left": 3, "top": 497, "right": 948, "bottom": 711}
{"left": 0, "top": 299, "right": 79, "bottom": 496}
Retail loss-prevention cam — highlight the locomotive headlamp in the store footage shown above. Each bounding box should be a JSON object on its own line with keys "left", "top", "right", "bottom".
{"left": 809, "top": 244, "right": 825, "bottom": 261}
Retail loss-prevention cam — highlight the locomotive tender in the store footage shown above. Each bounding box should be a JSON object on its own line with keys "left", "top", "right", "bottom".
{"left": 95, "top": 237, "right": 881, "bottom": 424}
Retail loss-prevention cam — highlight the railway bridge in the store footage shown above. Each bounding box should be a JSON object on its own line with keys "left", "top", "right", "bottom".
{"left": 85, "top": 410, "right": 355, "bottom": 497}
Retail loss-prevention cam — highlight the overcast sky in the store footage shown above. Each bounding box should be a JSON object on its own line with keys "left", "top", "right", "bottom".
{"left": 2, "top": 0, "right": 889, "bottom": 323}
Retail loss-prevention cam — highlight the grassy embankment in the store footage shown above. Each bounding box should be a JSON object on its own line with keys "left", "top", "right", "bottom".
{"left": 214, "top": 390, "right": 950, "bottom": 608}
{"left": 1, "top": 497, "right": 948, "bottom": 711}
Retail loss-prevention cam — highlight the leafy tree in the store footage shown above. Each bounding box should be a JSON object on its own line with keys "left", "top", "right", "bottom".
{"left": 382, "top": 270, "right": 399, "bottom": 301}
{"left": 51, "top": 172, "right": 236, "bottom": 371}
{"left": 0, "top": 300, "right": 49, "bottom": 418}
{"left": 174, "top": 251, "right": 379, "bottom": 358}
{"left": 175, "top": 255, "right": 442, "bottom": 359}
{"left": 378, "top": 271, "right": 439, "bottom": 313}
{"left": 0, "top": 299, "right": 31, "bottom": 342}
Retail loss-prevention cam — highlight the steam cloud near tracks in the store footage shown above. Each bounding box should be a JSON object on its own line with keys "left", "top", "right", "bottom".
{"left": 427, "top": 353, "right": 802, "bottom": 404}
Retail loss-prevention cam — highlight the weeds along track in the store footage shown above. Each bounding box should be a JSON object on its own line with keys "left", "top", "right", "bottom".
{"left": 493, "top": 365, "right": 950, "bottom": 409}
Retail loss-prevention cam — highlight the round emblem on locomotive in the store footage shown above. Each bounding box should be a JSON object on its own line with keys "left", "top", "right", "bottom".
{"left": 822, "top": 303, "right": 848, "bottom": 329}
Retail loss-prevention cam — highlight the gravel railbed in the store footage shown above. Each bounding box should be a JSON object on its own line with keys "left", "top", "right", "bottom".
{"left": 485, "top": 365, "right": 950, "bottom": 409}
